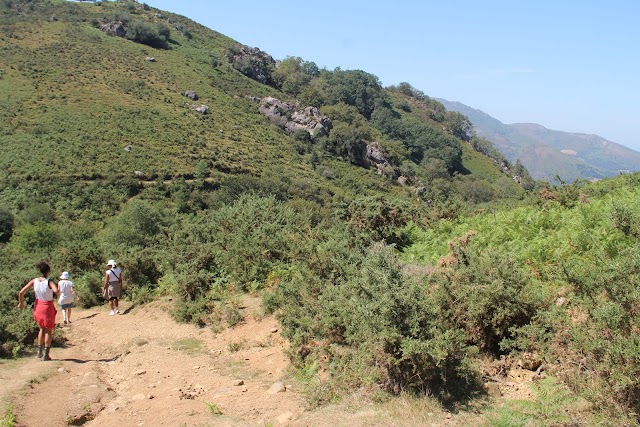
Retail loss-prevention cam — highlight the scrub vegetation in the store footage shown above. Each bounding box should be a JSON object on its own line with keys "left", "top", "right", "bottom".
{"left": 0, "top": 0, "right": 638, "bottom": 424}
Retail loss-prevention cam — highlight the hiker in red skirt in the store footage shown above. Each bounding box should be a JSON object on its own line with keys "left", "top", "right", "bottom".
{"left": 17, "top": 261, "right": 59, "bottom": 361}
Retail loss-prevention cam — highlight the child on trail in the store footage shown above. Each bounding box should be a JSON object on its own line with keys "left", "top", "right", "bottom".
{"left": 17, "top": 261, "right": 59, "bottom": 361}
{"left": 58, "top": 271, "right": 79, "bottom": 325}
{"left": 103, "top": 259, "right": 122, "bottom": 316}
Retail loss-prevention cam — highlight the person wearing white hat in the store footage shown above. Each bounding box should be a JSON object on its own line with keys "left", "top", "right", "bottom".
{"left": 58, "top": 271, "right": 79, "bottom": 325}
{"left": 103, "top": 260, "right": 123, "bottom": 315}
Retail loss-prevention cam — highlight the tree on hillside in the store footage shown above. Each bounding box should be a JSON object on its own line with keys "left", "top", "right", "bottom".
{"left": 443, "top": 111, "right": 474, "bottom": 141}
{"left": 272, "top": 56, "right": 319, "bottom": 96}
{"left": 325, "top": 68, "right": 386, "bottom": 119}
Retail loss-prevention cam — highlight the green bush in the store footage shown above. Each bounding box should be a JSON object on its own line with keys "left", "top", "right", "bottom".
{"left": 121, "top": 247, "right": 162, "bottom": 287}
{"left": 185, "top": 194, "right": 312, "bottom": 286}
{"left": 10, "top": 221, "right": 60, "bottom": 255}
{"left": 101, "top": 199, "right": 168, "bottom": 250}
{"left": 73, "top": 271, "right": 104, "bottom": 308}
{"left": 0, "top": 272, "right": 38, "bottom": 357}
{"left": 338, "top": 195, "right": 417, "bottom": 247}
{"left": 427, "top": 235, "right": 544, "bottom": 354}
{"left": 172, "top": 296, "right": 213, "bottom": 327}
{"left": 269, "top": 235, "right": 478, "bottom": 398}
{"left": 0, "top": 206, "right": 15, "bottom": 243}
{"left": 126, "top": 20, "right": 170, "bottom": 49}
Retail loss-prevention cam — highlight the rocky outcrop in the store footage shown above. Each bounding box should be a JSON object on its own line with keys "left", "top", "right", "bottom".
{"left": 364, "top": 142, "right": 398, "bottom": 179}
{"left": 257, "top": 97, "right": 332, "bottom": 141}
{"left": 226, "top": 45, "right": 275, "bottom": 85}
{"left": 100, "top": 21, "right": 126, "bottom": 38}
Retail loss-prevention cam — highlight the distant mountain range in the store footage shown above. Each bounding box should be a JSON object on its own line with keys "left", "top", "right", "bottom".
{"left": 436, "top": 99, "right": 640, "bottom": 182}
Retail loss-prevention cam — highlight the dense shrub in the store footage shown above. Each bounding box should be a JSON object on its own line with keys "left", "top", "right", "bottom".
{"left": 337, "top": 195, "right": 417, "bottom": 247}
{"left": 73, "top": 271, "right": 104, "bottom": 308}
{"left": 10, "top": 221, "right": 60, "bottom": 255}
{"left": 101, "top": 199, "right": 168, "bottom": 250}
{"left": 427, "top": 233, "right": 544, "bottom": 354}
{"left": 271, "top": 241, "right": 478, "bottom": 397}
{"left": 552, "top": 244, "right": 640, "bottom": 415}
{"left": 0, "top": 284, "right": 37, "bottom": 357}
{"left": 176, "top": 194, "right": 311, "bottom": 287}
{"left": 121, "top": 247, "right": 162, "bottom": 287}
{"left": 324, "top": 68, "right": 386, "bottom": 119}
{"left": 126, "top": 20, "right": 170, "bottom": 49}
{"left": 0, "top": 206, "right": 15, "bottom": 242}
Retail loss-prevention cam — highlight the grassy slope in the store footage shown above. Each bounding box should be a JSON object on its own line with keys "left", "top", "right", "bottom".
{"left": 0, "top": 0, "right": 518, "bottom": 203}
{"left": 0, "top": 1, "right": 306, "bottom": 183}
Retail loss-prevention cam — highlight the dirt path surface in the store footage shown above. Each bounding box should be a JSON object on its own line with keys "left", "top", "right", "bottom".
{"left": 3, "top": 297, "right": 310, "bottom": 427}
{"left": 1, "top": 298, "right": 496, "bottom": 426}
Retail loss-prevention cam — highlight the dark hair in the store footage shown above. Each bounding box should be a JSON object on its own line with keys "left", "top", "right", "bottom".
{"left": 35, "top": 261, "right": 50, "bottom": 277}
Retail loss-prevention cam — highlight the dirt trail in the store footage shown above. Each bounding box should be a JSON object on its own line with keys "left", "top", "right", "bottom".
{"left": 2, "top": 297, "right": 312, "bottom": 427}
{"left": 0, "top": 298, "right": 488, "bottom": 426}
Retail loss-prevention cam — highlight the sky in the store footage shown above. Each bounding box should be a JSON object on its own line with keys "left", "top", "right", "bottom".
{"left": 147, "top": 1, "right": 640, "bottom": 152}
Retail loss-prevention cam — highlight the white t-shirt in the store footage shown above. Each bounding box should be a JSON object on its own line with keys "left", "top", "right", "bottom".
{"left": 106, "top": 267, "right": 122, "bottom": 283}
{"left": 58, "top": 279, "right": 74, "bottom": 305}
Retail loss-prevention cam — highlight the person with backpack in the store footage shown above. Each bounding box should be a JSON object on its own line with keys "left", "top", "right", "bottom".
{"left": 103, "top": 259, "right": 122, "bottom": 316}
{"left": 17, "top": 261, "right": 59, "bottom": 361}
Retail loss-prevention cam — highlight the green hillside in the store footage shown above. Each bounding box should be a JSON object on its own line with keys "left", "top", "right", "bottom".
{"left": 1, "top": 1, "right": 639, "bottom": 424}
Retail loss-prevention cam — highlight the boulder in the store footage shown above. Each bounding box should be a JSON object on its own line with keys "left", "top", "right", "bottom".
{"left": 100, "top": 21, "right": 126, "bottom": 38}
{"left": 183, "top": 90, "right": 198, "bottom": 100}
{"left": 365, "top": 142, "right": 398, "bottom": 179}
{"left": 257, "top": 97, "right": 332, "bottom": 141}
{"left": 190, "top": 105, "right": 209, "bottom": 114}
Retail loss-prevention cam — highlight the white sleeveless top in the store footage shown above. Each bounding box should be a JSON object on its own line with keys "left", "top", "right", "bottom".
{"left": 106, "top": 267, "right": 122, "bottom": 283}
{"left": 34, "top": 278, "right": 54, "bottom": 301}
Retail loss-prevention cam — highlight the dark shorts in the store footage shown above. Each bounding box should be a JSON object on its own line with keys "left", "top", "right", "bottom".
{"left": 61, "top": 302, "right": 75, "bottom": 310}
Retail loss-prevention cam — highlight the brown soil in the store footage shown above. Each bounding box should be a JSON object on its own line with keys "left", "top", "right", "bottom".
{"left": 0, "top": 297, "right": 526, "bottom": 426}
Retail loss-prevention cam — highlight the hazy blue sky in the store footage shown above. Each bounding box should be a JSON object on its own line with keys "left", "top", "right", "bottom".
{"left": 148, "top": 1, "right": 640, "bottom": 151}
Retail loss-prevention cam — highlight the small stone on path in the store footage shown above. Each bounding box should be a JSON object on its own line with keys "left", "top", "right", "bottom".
{"left": 233, "top": 380, "right": 244, "bottom": 386}
{"left": 267, "top": 381, "right": 285, "bottom": 394}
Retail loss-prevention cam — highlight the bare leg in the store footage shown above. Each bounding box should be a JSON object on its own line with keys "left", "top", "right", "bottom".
{"left": 67, "top": 308, "right": 72, "bottom": 323}
{"left": 36, "top": 328, "right": 44, "bottom": 358}
{"left": 44, "top": 328, "right": 53, "bottom": 347}
{"left": 42, "top": 328, "right": 53, "bottom": 360}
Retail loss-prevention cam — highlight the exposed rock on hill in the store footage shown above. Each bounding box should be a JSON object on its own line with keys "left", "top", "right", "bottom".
{"left": 257, "top": 97, "right": 332, "bottom": 140}
{"left": 100, "top": 21, "right": 126, "bottom": 37}
{"left": 183, "top": 90, "right": 198, "bottom": 100}
{"left": 365, "top": 142, "right": 398, "bottom": 179}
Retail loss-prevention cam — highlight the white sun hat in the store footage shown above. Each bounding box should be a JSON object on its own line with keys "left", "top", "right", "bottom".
{"left": 60, "top": 271, "right": 70, "bottom": 280}
{"left": 107, "top": 259, "right": 117, "bottom": 266}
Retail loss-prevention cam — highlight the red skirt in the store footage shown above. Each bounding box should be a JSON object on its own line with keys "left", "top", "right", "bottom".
{"left": 33, "top": 300, "right": 56, "bottom": 329}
